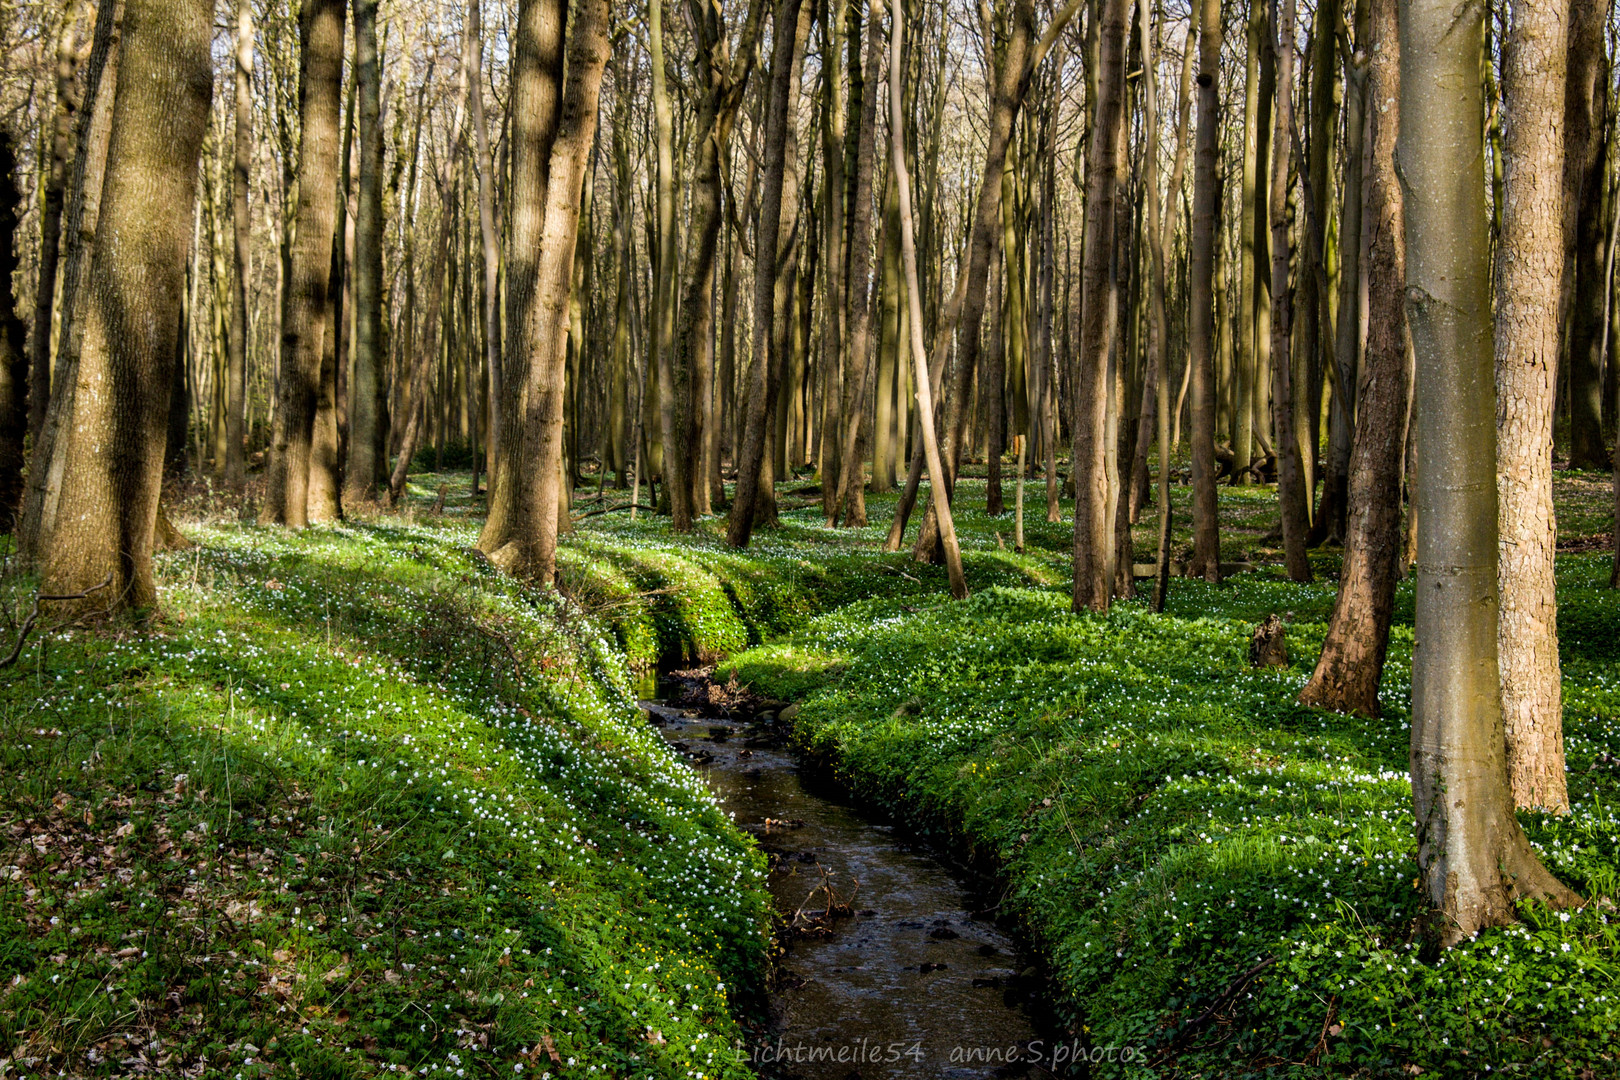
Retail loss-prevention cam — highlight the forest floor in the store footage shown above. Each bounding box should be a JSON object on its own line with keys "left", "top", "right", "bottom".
{"left": 2, "top": 463, "right": 1619, "bottom": 1079}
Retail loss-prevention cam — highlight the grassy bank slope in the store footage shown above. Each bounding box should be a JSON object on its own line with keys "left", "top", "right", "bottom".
{"left": 0, "top": 519, "right": 768, "bottom": 1080}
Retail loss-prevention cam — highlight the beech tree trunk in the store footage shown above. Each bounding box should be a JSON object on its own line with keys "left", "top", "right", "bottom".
{"left": 1187, "top": 0, "right": 1222, "bottom": 581}
{"left": 1072, "top": 0, "right": 1128, "bottom": 611}
{"left": 1564, "top": 0, "right": 1610, "bottom": 472}
{"left": 40, "top": 0, "right": 211, "bottom": 613}
{"left": 1399, "top": 0, "right": 1578, "bottom": 943}
{"left": 344, "top": 0, "right": 385, "bottom": 506}
{"left": 1495, "top": 0, "right": 1571, "bottom": 814}
{"left": 1270, "top": 0, "right": 1311, "bottom": 582}
{"left": 261, "top": 0, "right": 347, "bottom": 528}
{"left": 1299, "top": 0, "right": 1407, "bottom": 718}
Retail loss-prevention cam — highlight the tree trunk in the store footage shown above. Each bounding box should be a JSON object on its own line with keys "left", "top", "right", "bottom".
{"left": 260, "top": 0, "right": 346, "bottom": 528}
{"left": 1565, "top": 0, "right": 1610, "bottom": 471}
{"left": 1270, "top": 0, "right": 1312, "bottom": 582}
{"left": 833, "top": 0, "right": 883, "bottom": 527}
{"left": 1299, "top": 1, "right": 1407, "bottom": 717}
{"left": 345, "top": 0, "right": 385, "bottom": 506}
{"left": 478, "top": 0, "right": 569, "bottom": 555}
{"left": 1072, "top": 0, "right": 1128, "bottom": 611}
{"left": 1187, "top": 0, "right": 1222, "bottom": 581}
{"left": 728, "top": 0, "right": 809, "bottom": 548}
{"left": 222, "top": 0, "right": 252, "bottom": 492}
{"left": 40, "top": 0, "right": 211, "bottom": 613}
{"left": 0, "top": 127, "right": 30, "bottom": 526}
{"left": 1495, "top": 0, "right": 1571, "bottom": 813}
{"left": 29, "top": 2, "right": 90, "bottom": 451}
{"left": 1399, "top": 0, "right": 1578, "bottom": 943}
{"left": 890, "top": 0, "right": 966, "bottom": 599}
{"left": 512, "top": 0, "right": 612, "bottom": 580}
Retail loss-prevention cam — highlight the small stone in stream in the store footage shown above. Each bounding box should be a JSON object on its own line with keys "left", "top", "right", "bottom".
{"left": 919, "top": 962, "right": 948, "bottom": 973}
{"left": 738, "top": 748, "right": 753, "bottom": 758}
{"left": 707, "top": 727, "right": 730, "bottom": 742}
{"left": 858, "top": 910, "right": 877, "bottom": 917}
{"left": 971, "top": 977, "right": 1003, "bottom": 989}
{"left": 976, "top": 944, "right": 1000, "bottom": 957}
{"left": 690, "top": 750, "right": 714, "bottom": 764}
{"left": 758, "top": 711, "right": 777, "bottom": 723}
{"left": 929, "top": 927, "right": 960, "bottom": 940}
{"left": 780, "top": 703, "right": 801, "bottom": 721}
{"left": 896, "top": 920, "right": 925, "bottom": 929}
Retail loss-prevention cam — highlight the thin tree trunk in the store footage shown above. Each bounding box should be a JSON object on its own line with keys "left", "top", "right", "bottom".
{"left": 1271, "top": 0, "right": 1312, "bottom": 581}
{"left": 1495, "top": 0, "right": 1571, "bottom": 813}
{"left": 40, "top": 0, "right": 211, "bottom": 613}
{"left": 0, "top": 128, "right": 30, "bottom": 525}
{"left": 890, "top": 0, "right": 966, "bottom": 599}
{"left": 1565, "top": 0, "right": 1609, "bottom": 471}
{"left": 1400, "top": 0, "right": 1578, "bottom": 943}
{"left": 345, "top": 0, "right": 385, "bottom": 505}
{"left": 223, "top": 0, "right": 252, "bottom": 492}
{"left": 1187, "top": 0, "right": 1222, "bottom": 580}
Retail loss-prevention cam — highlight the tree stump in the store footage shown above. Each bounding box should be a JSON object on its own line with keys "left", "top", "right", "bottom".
{"left": 1250, "top": 614, "right": 1289, "bottom": 668}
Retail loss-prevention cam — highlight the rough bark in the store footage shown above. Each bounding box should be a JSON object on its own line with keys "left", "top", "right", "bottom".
{"left": 1564, "top": 0, "right": 1609, "bottom": 471}
{"left": 40, "top": 0, "right": 211, "bottom": 613}
{"left": 1399, "top": 0, "right": 1578, "bottom": 943}
{"left": 1495, "top": 0, "right": 1571, "bottom": 813}
{"left": 224, "top": 0, "right": 252, "bottom": 492}
{"left": 0, "top": 127, "right": 30, "bottom": 526}
{"left": 260, "top": 0, "right": 347, "bottom": 528}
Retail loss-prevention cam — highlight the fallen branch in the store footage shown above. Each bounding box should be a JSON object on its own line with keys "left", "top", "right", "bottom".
{"left": 0, "top": 573, "right": 115, "bottom": 668}
{"left": 1151, "top": 954, "right": 1277, "bottom": 1064}
{"left": 571, "top": 503, "right": 659, "bottom": 522}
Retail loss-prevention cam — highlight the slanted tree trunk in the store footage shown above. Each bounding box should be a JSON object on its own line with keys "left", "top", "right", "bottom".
{"left": 1187, "top": 0, "right": 1222, "bottom": 581}
{"left": 1399, "top": 0, "right": 1578, "bottom": 943}
{"left": 512, "top": 0, "right": 612, "bottom": 580}
{"left": 344, "top": 0, "right": 385, "bottom": 506}
{"left": 40, "top": 0, "right": 211, "bottom": 613}
{"left": 890, "top": 0, "right": 966, "bottom": 599}
{"left": 1299, "top": 2, "right": 1407, "bottom": 717}
{"left": 1495, "top": 0, "right": 1571, "bottom": 813}
{"left": 1072, "top": 0, "right": 1128, "bottom": 612}
{"left": 1270, "top": 0, "right": 1312, "bottom": 582}
{"left": 261, "top": 0, "right": 347, "bottom": 528}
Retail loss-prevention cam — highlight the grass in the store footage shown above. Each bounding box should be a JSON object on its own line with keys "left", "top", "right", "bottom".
{"left": 3, "top": 460, "right": 1617, "bottom": 1079}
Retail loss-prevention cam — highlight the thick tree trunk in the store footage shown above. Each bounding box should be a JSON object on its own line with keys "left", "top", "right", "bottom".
{"left": 1299, "top": 3, "right": 1407, "bottom": 717}
{"left": 512, "top": 0, "right": 612, "bottom": 580}
{"left": 260, "top": 0, "right": 346, "bottom": 528}
{"left": 1187, "top": 0, "right": 1222, "bottom": 581}
{"left": 223, "top": 0, "right": 252, "bottom": 492}
{"left": 1399, "top": 0, "right": 1578, "bottom": 943}
{"left": 40, "top": 0, "right": 211, "bottom": 613}
{"left": 478, "top": 0, "right": 569, "bottom": 555}
{"left": 1495, "top": 0, "right": 1571, "bottom": 813}
{"left": 1072, "top": 0, "right": 1128, "bottom": 612}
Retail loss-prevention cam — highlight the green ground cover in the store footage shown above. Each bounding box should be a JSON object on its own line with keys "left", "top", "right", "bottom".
{"left": 4, "top": 464, "right": 1618, "bottom": 1079}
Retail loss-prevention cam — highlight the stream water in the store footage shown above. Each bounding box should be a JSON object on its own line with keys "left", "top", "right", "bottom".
{"left": 641, "top": 674, "right": 1070, "bottom": 1080}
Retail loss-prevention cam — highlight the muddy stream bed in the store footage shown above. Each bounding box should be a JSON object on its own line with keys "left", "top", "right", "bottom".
{"left": 640, "top": 672, "right": 1075, "bottom": 1079}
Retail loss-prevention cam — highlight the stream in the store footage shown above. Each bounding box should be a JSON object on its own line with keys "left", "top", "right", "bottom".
{"left": 641, "top": 673, "right": 1072, "bottom": 1080}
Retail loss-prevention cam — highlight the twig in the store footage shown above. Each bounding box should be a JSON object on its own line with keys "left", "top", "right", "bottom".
{"left": 1151, "top": 955, "right": 1277, "bottom": 1064}
{"left": 571, "top": 503, "right": 659, "bottom": 521}
{"left": 0, "top": 573, "right": 114, "bottom": 668}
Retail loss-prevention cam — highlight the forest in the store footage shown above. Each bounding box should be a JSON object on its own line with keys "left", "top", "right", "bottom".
{"left": 2, "top": 0, "right": 1620, "bottom": 1075}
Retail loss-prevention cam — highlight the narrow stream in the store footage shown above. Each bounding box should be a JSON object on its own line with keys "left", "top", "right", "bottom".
{"left": 642, "top": 673, "right": 1068, "bottom": 1080}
